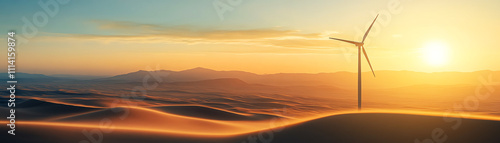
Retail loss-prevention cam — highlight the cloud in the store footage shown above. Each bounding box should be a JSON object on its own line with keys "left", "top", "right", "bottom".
{"left": 91, "top": 20, "right": 320, "bottom": 39}
{"left": 42, "top": 20, "right": 347, "bottom": 53}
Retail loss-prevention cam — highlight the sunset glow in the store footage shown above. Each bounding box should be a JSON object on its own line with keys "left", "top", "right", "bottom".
{"left": 1, "top": 0, "right": 500, "bottom": 75}
{"left": 2, "top": 0, "right": 500, "bottom": 142}
{"left": 423, "top": 41, "right": 449, "bottom": 66}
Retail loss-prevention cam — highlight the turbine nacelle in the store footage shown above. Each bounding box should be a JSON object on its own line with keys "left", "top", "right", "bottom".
{"left": 355, "top": 43, "right": 364, "bottom": 47}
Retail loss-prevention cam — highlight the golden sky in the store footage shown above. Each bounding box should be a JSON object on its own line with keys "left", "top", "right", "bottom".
{"left": 1, "top": 0, "right": 499, "bottom": 76}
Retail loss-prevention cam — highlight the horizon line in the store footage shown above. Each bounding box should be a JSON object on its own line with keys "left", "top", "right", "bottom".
{"left": 1, "top": 67, "right": 499, "bottom": 77}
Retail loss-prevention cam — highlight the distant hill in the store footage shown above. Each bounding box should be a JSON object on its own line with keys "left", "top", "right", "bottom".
{"left": 99, "top": 67, "right": 259, "bottom": 83}
{"left": 172, "top": 78, "right": 248, "bottom": 87}
{"left": 0, "top": 72, "right": 54, "bottom": 79}
{"left": 97, "top": 68, "right": 500, "bottom": 89}
{"left": 99, "top": 70, "right": 173, "bottom": 81}
{"left": 6, "top": 69, "right": 500, "bottom": 89}
{"left": 49, "top": 74, "right": 107, "bottom": 80}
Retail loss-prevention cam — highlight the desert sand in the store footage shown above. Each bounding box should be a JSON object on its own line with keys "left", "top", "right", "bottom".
{"left": 2, "top": 109, "right": 500, "bottom": 143}
{"left": 2, "top": 69, "right": 500, "bottom": 142}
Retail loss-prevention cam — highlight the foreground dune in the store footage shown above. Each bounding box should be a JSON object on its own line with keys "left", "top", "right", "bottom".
{"left": 270, "top": 112, "right": 500, "bottom": 143}
{"left": 2, "top": 110, "right": 500, "bottom": 143}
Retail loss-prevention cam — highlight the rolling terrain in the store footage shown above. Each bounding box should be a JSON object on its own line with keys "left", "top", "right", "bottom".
{"left": 1, "top": 68, "right": 500, "bottom": 142}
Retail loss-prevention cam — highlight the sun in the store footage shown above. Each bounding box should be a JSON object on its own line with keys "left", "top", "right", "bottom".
{"left": 423, "top": 41, "right": 448, "bottom": 66}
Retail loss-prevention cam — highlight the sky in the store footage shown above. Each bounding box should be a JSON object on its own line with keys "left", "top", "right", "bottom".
{"left": 0, "top": 0, "right": 499, "bottom": 76}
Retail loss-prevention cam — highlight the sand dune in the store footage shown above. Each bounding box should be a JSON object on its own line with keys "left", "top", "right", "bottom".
{"left": 3, "top": 70, "right": 500, "bottom": 142}
{"left": 2, "top": 98, "right": 99, "bottom": 120}
{"left": 152, "top": 105, "right": 283, "bottom": 121}
{"left": 51, "top": 106, "right": 275, "bottom": 135}
{"left": 2, "top": 111, "right": 500, "bottom": 143}
{"left": 269, "top": 112, "right": 500, "bottom": 143}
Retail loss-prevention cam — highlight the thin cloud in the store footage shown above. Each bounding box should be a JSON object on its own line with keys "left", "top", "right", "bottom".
{"left": 44, "top": 20, "right": 346, "bottom": 51}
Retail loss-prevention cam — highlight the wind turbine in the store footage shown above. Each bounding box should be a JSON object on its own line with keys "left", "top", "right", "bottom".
{"left": 329, "top": 14, "right": 378, "bottom": 110}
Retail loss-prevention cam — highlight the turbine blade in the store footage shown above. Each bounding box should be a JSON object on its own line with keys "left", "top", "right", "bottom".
{"left": 362, "top": 46, "right": 376, "bottom": 77}
{"left": 329, "top": 37, "right": 361, "bottom": 45}
{"left": 362, "top": 14, "right": 379, "bottom": 43}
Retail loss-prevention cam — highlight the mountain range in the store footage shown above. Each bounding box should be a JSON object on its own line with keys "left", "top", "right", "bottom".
{"left": 4, "top": 67, "right": 500, "bottom": 89}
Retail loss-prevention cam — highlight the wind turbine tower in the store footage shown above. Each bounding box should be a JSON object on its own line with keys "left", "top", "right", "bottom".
{"left": 329, "top": 14, "right": 378, "bottom": 110}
